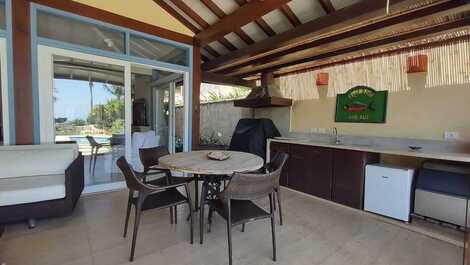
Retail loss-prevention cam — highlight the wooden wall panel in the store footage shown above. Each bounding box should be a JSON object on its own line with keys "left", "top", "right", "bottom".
{"left": 192, "top": 46, "right": 201, "bottom": 150}
{"left": 12, "top": 0, "right": 34, "bottom": 144}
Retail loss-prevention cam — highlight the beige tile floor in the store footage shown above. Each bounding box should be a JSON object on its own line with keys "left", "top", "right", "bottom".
{"left": 0, "top": 188, "right": 463, "bottom": 265}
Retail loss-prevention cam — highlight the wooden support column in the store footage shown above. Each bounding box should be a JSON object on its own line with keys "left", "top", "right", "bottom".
{"left": 12, "top": 0, "right": 34, "bottom": 144}
{"left": 192, "top": 46, "right": 201, "bottom": 150}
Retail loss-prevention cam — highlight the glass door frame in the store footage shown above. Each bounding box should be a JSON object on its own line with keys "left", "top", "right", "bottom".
{"left": 0, "top": 37, "right": 10, "bottom": 145}
{"left": 37, "top": 45, "right": 191, "bottom": 193}
{"left": 151, "top": 72, "right": 184, "bottom": 154}
{"left": 37, "top": 45, "right": 131, "bottom": 193}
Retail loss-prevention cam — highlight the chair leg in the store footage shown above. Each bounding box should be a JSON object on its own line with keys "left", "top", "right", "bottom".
{"left": 227, "top": 220, "right": 233, "bottom": 265}
{"left": 88, "top": 147, "right": 94, "bottom": 173}
{"left": 270, "top": 194, "right": 277, "bottom": 262}
{"left": 123, "top": 196, "right": 132, "bottom": 237}
{"left": 130, "top": 201, "right": 143, "bottom": 262}
{"left": 199, "top": 181, "right": 208, "bottom": 244}
{"left": 170, "top": 207, "right": 174, "bottom": 224}
{"left": 276, "top": 188, "right": 284, "bottom": 226}
{"left": 174, "top": 206, "right": 178, "bottom": 224}
{"left": 208, "top": 207, "right": 214, "bottom": 233}
{"left": 241, "top": 223, "right": 245, "bottom": 232}
{"left": 92, "top": 148, "right": 99, "bottom": 176}
{"left": 194, "top": 177, "right": 199, "bottom": 211}
{"left": 184, "top": 184, "right": 194, "bottom": 244}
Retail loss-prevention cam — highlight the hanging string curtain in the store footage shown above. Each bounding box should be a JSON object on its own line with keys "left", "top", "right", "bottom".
{"left": 278, "top": 35, "right": 470, "bottom": 100}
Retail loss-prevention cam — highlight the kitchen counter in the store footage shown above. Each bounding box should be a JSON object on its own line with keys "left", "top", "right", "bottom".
{"left": 268, "top": 137, "right": 470, "bottom": 163}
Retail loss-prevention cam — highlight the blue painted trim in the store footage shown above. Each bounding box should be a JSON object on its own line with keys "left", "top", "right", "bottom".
{"left": 30, "top": 4, "right": 40, "bottom": 143}
{"left": 187, "top": 46, "right": 193, "bottom": 151}
{"left": 5, "top": 0, "right": 14, "bottom": 144}
{"left": 36, "top": 38, "right": 190, "bottom": 74}
{"left": 30, "top": 3, "right": 194, "bottom": 147}
{"left": 32, "top": 3, "right": 191, "bottom": 53}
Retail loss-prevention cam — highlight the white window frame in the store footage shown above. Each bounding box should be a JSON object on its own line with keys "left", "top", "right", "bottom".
{"left": 0, "top": 38, "right": 9, "bottom": 145}
{"left": 37, "top": 45, "right": 132, "bottom": 160}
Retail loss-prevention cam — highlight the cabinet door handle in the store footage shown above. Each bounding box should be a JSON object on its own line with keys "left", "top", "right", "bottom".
{"left": 381, "top": 176, "right": 389, "bottom": 179}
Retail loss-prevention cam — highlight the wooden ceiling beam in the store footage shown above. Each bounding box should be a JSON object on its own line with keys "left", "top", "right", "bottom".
{"left": 200, "top": 0, "right": 448, "bottom": 72}
{"left": 236, "top": 16, "right": 470, "bottom": 77}
{"left": 275, "top": 34, "right": 470, "bottom": 77}
{"left": 196, "top": 0, "right": 291, "bottom": 46}
{"left": 318, "top": 0, "right": 336, "bottom": 14}
{"left": 200, "top": 0, "right": 255, "bottom": 45}
{"left": 169, "top": 0, "right": 236, "bottom": 51}
{"left": 280, "top": 5, "right": 302, "bottom": 27}
{"left": 202, "top": 72, "right": 256, "bottom": 88}
{"left": 204, "top": 46, "right": 220, "bottom": 57}
{"left": 219, "top": 0, "right": 470, "bottom": 75}
{"left": 153, "top": 0, "right": 200, "bottom": 33}
{"left": 233, "top": 0, "right": 277, "bottom": 37}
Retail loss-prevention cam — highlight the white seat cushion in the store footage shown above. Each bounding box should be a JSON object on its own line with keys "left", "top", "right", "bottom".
{"left": 0, "top": 174, "right": 66, "bottom": 206}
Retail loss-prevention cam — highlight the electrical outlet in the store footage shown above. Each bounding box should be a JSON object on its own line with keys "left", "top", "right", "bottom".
{"left": 444, "top": 131, "right": 460, "bottom": 141}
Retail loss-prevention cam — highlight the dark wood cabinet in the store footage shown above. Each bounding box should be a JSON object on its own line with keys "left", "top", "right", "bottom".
{"left": 289, "top": 144, "right": 333, "bottom": 199}
{"left": 332, "top": 149, "right": 379, "bottom": 209}
{"left": 269, "top": 140, "right": 379, "bottom": 209}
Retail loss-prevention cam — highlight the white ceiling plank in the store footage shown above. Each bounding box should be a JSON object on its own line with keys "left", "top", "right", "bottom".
{"left": 241, "top": 22, "right": 269, "bottom": 42}
{"left": 208, "top": 41, "right": 230, "bottom": 55}
{"left": 330, "top": 0, "right": 361, "bottom": 10}
{"left": 288, "top": 0, "right": 326, "bottom": 24}
{"left": 212, "top": 0, "right": 239, "bottom": 14}
{"left": 262, "top": 9, "right": 293, "bottom": 34}
{"left": 224, "top": 32, "right": 247, "bottom": 49}
{"left": 181, "top": 0, "right": 219, "bottom": 25}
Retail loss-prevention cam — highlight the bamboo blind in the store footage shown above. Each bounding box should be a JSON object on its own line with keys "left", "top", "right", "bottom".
{"left": 278, "top": 36, "right": 470, "bottom": 100}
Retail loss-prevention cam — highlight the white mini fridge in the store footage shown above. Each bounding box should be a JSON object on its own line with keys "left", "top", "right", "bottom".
{"left": 364, "top": 164, "right": 415, "bottom": 222}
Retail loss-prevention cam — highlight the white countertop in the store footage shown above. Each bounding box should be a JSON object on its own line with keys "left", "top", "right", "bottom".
{"left": 268, "top": 138, "right": 470, "bottom": 163}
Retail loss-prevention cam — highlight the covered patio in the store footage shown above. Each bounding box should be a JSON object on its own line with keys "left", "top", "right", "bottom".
{"left": 1, "top": 0, "right": 470, "bottom": 265}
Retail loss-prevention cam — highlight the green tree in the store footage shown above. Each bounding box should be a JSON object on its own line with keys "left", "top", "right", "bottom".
{"left": 87, "top": 98, "right": 124, "bottom": 134}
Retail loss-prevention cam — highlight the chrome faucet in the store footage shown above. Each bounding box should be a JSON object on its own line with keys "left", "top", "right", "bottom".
{"left": 332, "top": 127, "right": 341, "bottom": 144}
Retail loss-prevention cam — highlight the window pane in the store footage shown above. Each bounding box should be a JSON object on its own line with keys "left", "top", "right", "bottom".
{"left": 0, "top": 1, "right": 6, "bottom": 30}
{"left": 130, "top": 34, "right": 188, "bottom": 66}
{"left": 53, "top": 55, "right": 125, "bottom": 185}
{"left": 37, "top": 11, "right": 125, "bottom": 53}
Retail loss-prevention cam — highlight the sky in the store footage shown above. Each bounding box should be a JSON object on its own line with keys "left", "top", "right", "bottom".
{"left": 54, "top": 79, "right": 119, "bottom": 121}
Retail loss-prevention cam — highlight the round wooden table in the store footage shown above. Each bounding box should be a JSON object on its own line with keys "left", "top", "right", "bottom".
{"left": 159, "top": 150, "right": 264, "bottom": 175}
{"left": 159, "top": 150, "right": 264, "bottom": 244}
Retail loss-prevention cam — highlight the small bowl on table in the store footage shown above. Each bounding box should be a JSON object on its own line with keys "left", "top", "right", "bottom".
{"left": 207, "top": 151, "right": 231, "bottom": 161}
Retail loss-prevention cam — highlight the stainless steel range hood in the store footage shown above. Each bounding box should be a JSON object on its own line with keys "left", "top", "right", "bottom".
{"left": 234, "top": 72, "right": 292, "bottom": 108}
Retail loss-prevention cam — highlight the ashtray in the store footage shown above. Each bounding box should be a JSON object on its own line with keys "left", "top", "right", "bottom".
{"left": 408, "top": 146, "right": 422, "bottom": 151}
{"left": 207, "top": 151, "right": 231, "bottom": 161}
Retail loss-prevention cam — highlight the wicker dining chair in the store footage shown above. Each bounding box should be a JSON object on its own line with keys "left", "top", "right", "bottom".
{"left": 206, "top": 163, "right": 284, "bottom": 265}
{"left": 116, "top": 157, "right": 194, "bottom": 262}
{"left": 139, "top": 146, "right": 194, "bottom": 224}
{"left": 86, "top": 135, "right": 103, "bottom": 176}
{"left": 265, "top": 152, "right": 289, "bottom": 225}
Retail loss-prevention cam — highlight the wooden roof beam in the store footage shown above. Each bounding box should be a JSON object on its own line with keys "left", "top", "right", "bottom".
{"left": 202, "top": 72, "right": 256, "bottom": 88}
{"left": 280, "top": 5, "right": 302, "bottom": 27}
{"left": 233, "top": 0, "right": 276, "bottom": 37}
{"left": 200, "top": 0, "right": 446, "bottom": 72}
{"left": 153, "top": 0, "right": 200, "bottom": 33}
{"left": 220, "top": 0, "right": 470, "bottom": 76}
{"left": 196, "top": 0, "right": 291, "bottom": 46}
{"left": 237, "top": 16, "right": 470, "bottom": 77}
{"left": 318, "top": 0, "right": 336, "bottom": 14}
{"left": 169, "top": 0, "right": 237, "bottom": 52}
{"left": 200, "top": 0, "right": 255, "bottom": 45}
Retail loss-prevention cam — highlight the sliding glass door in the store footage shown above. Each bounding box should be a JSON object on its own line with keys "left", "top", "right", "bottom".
{"left": 38, "top": 46, "right": 131, "bottom": 191}
{"left": 38, "top": 46, "right": 189, "bottom": 192}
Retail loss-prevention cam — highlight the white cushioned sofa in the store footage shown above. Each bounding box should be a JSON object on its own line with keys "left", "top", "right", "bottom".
{"left": 0, "top": 144, "right": 84, "bottom": 227}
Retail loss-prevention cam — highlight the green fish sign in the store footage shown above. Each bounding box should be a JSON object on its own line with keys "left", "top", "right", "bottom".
{"left": 335, "top": 86, "right": 388, "bottom": 123}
